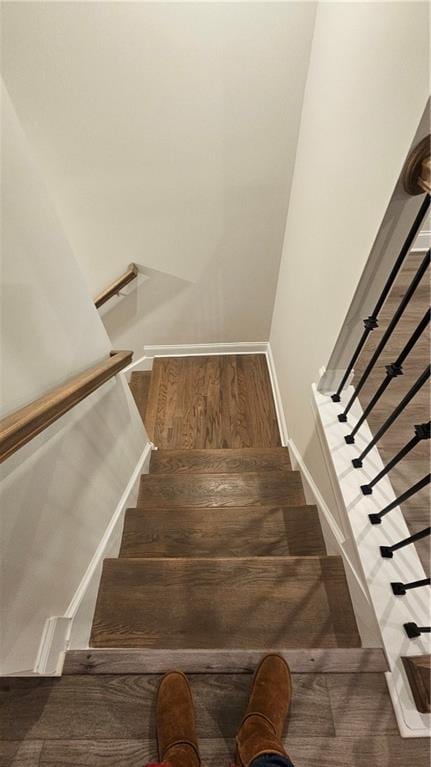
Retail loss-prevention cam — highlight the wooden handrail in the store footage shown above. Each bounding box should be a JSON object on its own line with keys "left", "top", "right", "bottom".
{"left": 0, "top": 350, "right": 133, "bottom": 463}
{"left": 94, "top": 264, "right": 138, "bottom": 308}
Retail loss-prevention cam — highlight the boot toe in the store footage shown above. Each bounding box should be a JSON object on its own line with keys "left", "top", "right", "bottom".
{"left": 248, "top": 654, "right": 292, "bottom": 734}
{"left": 156, "top": 671, "right": 200, "bottom": 765}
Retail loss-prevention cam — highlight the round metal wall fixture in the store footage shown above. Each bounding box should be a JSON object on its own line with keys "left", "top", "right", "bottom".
{"left": 402, "top": 135, "right": 431, "bottom": 195}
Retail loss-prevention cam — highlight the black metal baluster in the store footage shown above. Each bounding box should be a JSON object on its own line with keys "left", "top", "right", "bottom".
{"left": 338, "top": 249, "right": 430, "bottom": 423}
{"left": 391, "top": 577, "right": 431, "bottom": 595}
{"left": 404, "top": 622, "right": 431, "bottom": 639}
{"left": 380, "top": 526, "right": 431, "bottom": 558}
{"left": 345, "top": 310, "right": 430, "bottom": 443}
{"left": 340, "top": 249, "right": 431, "bottom": 423}
{"left": 361, "top": 422, "right": 430, "bottom": 495}
{"left": 369, "top": 474, "right": 430, "bottom": 525}
{"left": 353, "top": 366, "right": 430, "bottom": 468}
{"left": 331, "top": 195, "right": 430, "bottom": 403}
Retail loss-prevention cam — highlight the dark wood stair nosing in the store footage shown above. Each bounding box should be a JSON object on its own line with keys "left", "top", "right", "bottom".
{"left": 63, "top": 647, "right": 389, "bottom": 675}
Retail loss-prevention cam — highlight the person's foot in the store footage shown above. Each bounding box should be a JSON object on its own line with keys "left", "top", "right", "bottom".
{"left": 156, "top": 671, "right": 201, "bottom": 767}
{"left": 235, "top": 654, "right": 292, "bottom": 767}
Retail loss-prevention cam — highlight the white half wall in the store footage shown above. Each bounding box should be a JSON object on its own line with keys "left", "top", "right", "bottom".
{"left": 269, "top": 1, "right": 429, "bottom": 512}
{"left": 0, "top": 85, "right": 147, "bottom": 674}
{"left": 1, "top": 1, "right": 316, "bottom": 353}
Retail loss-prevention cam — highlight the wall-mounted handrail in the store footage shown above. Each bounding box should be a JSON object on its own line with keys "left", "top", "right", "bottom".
{"left": 94, "top": 264, "right": 138, "bottom": 308}
{"left": 0, "top": 350, "right": 133, "bottom": 463}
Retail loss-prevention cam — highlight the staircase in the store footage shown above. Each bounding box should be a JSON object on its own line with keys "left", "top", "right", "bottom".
{"left": 91, "top": 356, "right": 362, "bottom": 656}
{"left": 7, "top": 354, "right": 417, "bottom": 765}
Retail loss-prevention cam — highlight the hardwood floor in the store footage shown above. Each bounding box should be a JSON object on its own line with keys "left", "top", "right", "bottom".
{"left": 1, "top": 673, "right": 429, "bottom": 766}
{"left": 353, "top": 251, "right": 430, "bottom": 570}
{"left": 143, "top": 354, "right": 281, "bottom": 448}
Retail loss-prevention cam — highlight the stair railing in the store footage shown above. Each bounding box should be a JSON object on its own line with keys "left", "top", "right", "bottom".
{"left": 0, "top": 350, "right": 133, "bottom": 462}
{"left": 94, "top": 263, "right": 138, "bottom": 308}
{"left": 315, "top": 130, "right": 431, "bottom": 723}
{"left": 328, "top": 156, "right": 430, "bottom": 638}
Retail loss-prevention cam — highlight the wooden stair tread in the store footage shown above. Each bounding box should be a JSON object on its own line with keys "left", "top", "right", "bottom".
{"left": 150, "top": 447, "right": 291, "bottom": 474}
{"left": 137, "top": 471, "right": 305, "bottom": 508}
{"left": 120, "top": 505, "right": 326, "bottom": 557}
{"left": 90, "top": 556, "right": 361, "bottom": 649}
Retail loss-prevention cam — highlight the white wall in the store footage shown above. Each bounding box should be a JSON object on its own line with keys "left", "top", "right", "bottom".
{"left": 1, "top": 1, "right": 316, "bottom": 352}
{"left": 270, "top": 2, "right": 429, "bottom": 509}
{"left": 0, "top": 86, "right": 147, "bottom": 674}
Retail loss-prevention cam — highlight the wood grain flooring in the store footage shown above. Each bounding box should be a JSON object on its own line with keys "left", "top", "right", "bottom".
{"left": 143, "top": 354, "right": 281, "bottom": 448}
{"left": 137, "top": 471, "right": 305, "bottom": 508}
{"left": 1, "top": 673, "right": 429, "bottom": 766}
{"left": 119, "top": 505, "right": 326, "bottom": 558}
{"left": 353, "top": 251, "right": 430, "bottom": 571}
{"left": 2, "top": 737, "right": 429, "bottom": 767}
{"left": 90, "top": 557, "right": 360, "bottom": 649}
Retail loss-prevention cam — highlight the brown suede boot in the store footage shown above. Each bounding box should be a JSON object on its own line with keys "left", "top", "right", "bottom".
{"left": 156, "top": 671, "right": 201, "bottom": 767}
{"left": 235, "top": 654, "right": 292, "bottom": 767}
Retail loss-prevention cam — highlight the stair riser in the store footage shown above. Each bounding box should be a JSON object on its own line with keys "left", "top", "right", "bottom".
{"left": 120, "top": 506, "right": 326, "bottom": 558}
{"left": 137, "top": 472, "right": 305, "bottom": 508}
{"left": 150, "top": 448, "right": 291, "bottom": 474}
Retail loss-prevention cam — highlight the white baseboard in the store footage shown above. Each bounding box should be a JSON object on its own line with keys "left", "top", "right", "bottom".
{"left": 143, "top": 341, "right": 268, "bottom": 358}
{"left": 34, "top": 440, "right": 154, "bottom": 676}
{"left": 265, "top": 343, "right": 289, "bottom": 446}
{"left": 34, "top": 617, "right": 72, "bottom": 676}
{"left": 122, "top": 353, "right": 154, "bottom": 379}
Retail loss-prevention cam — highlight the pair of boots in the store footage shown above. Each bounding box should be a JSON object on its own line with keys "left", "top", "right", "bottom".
{"left": 155, "top": 654, "right": 292, "bottom": 767}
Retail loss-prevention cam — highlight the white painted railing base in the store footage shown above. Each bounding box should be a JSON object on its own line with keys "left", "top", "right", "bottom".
{"left": 313, "top": 384, "right": 430, "bottom": 738}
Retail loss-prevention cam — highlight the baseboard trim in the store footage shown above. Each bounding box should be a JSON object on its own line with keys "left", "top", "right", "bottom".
{"left": 34, "top": 440, "right": 154, "bottom": 676}
{"left": 265, "top": 343, "right": 289, "bottom": 446}
{"left": 143, "top": 341, "right": 268, "bottom": 358}
{"left": 287, "top": 439, "right": 344, "bottom": 548}
{"left": 34, "top": 617, "right": 72, "bottom": 676}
